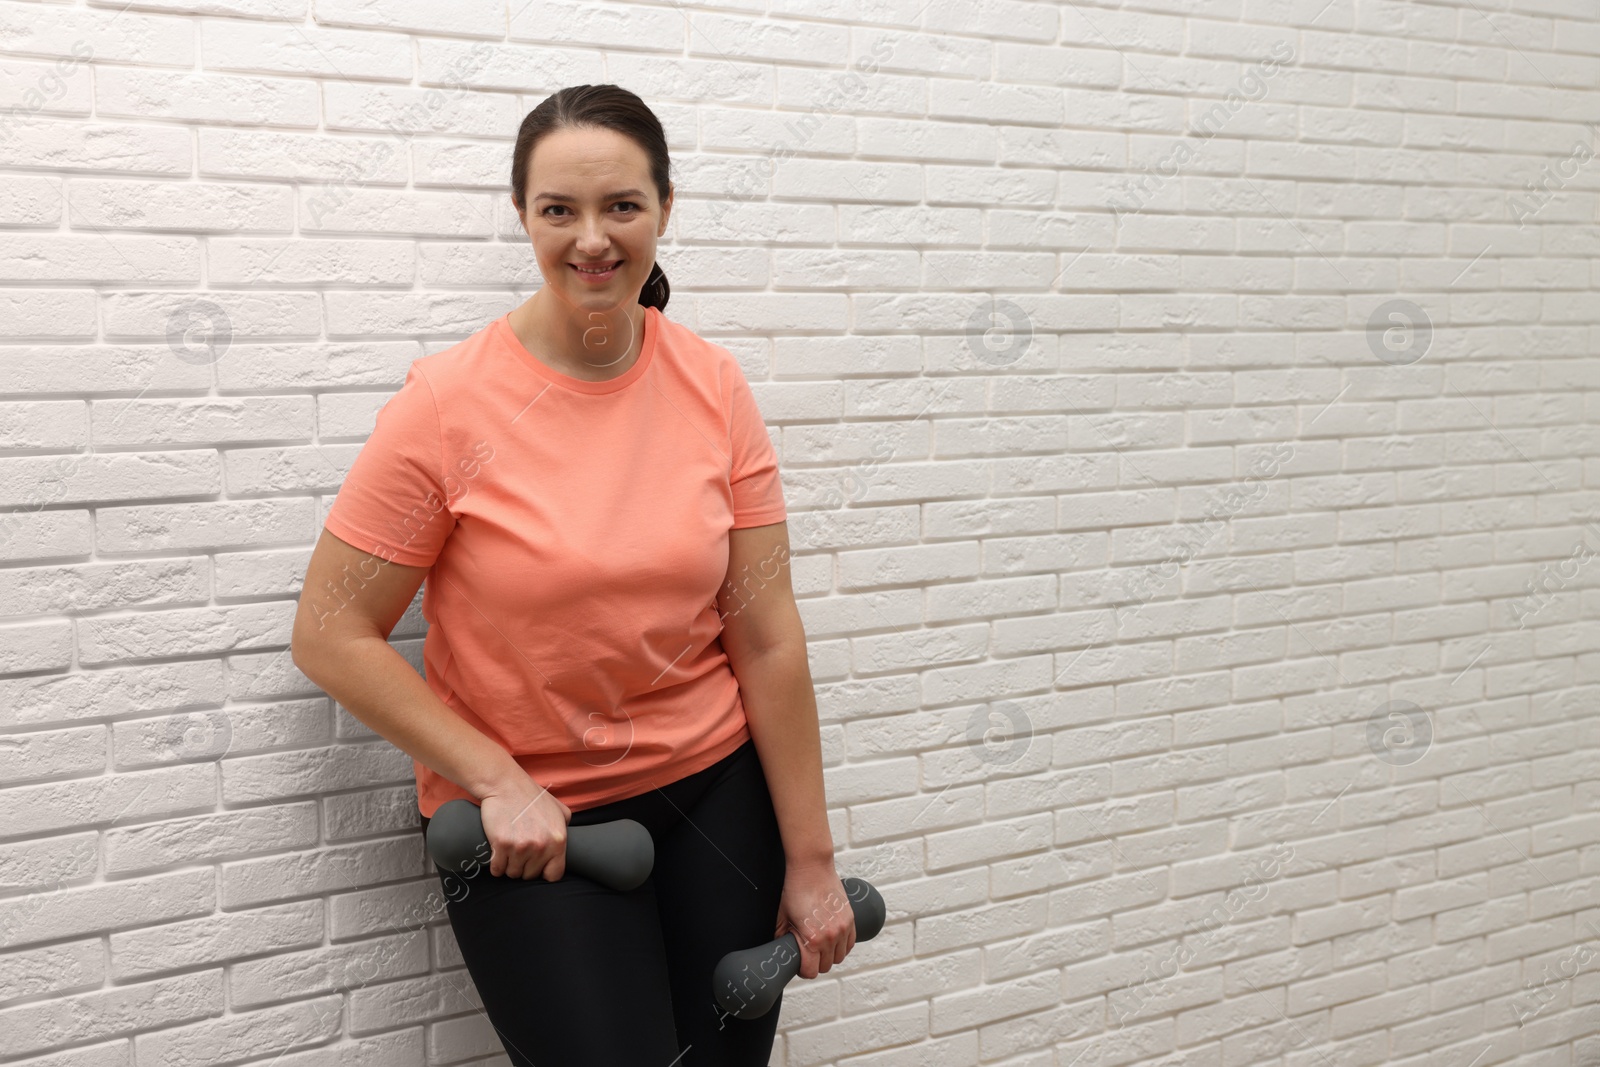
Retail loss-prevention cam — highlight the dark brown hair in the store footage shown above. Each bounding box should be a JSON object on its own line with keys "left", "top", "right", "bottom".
{"left": 511, "top": 84, "right": 672, "bottom": 312}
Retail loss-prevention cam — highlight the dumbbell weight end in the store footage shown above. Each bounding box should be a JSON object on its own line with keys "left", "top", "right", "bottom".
{"left": 712, "top": 876, "right": 886, "bottom": 1020}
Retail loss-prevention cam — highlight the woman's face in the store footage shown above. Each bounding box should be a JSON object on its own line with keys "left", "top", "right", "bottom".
{"left": 518, "top": 125, "right": 672, "bottom": 318}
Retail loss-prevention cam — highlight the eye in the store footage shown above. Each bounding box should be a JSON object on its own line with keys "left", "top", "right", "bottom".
{"left": 540, "top": 201, "right": 641, "bottom": 218}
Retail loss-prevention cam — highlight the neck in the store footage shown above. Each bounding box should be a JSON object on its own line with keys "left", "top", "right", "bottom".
{"left": 523, "top": 295, "right": 643, "bottom": 374}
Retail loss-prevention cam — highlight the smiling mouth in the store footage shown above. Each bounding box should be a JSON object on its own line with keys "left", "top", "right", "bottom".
{"left": 572, "top": 260, "right": 622, "bottom": 276}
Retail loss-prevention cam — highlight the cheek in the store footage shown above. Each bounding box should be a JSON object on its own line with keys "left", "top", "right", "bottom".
{"left": 531, "top": 238, "right": 570, "bottom": 274}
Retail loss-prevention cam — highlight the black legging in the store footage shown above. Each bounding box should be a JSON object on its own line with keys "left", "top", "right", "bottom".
{"left": 421, "top": 737, "right": 788, "bottom": 1066}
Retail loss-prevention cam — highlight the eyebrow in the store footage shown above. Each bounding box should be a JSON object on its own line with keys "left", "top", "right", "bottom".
{"left": 533, "top": 188, "right": 646, "bottom": 203}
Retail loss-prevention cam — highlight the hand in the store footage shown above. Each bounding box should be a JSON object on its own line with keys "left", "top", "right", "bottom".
{"left": 478, "top": 775, "right": 572, "bottom": 881}
{"left": 773, "top": 860, "right": 856, "bottom": 980}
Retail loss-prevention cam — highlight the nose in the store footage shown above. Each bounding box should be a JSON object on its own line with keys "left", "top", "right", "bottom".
{"left": 576, "top": 214, "right": 611, "bottom": 256}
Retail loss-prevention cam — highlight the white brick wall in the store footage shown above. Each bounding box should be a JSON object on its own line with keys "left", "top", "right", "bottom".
{"left": 0, "top": 0, "right": 1597, "bottom": 1063}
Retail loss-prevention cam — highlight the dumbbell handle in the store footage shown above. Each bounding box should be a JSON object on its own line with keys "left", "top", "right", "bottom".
{"left": 425, "top": 798, "right": 654, "bottom": 893}
{"left": 712, "top": 876, "right": 886, "bottom": 1020}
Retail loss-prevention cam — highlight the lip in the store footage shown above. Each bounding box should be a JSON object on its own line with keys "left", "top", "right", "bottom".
{"left": 571, "top": 260, "right": 621, "bottom": 283}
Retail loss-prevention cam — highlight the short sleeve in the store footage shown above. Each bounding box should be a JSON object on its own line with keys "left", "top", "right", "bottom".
{"left": 725, "top": 361, "right": 787, "bottom": 529}
{"left": 323, "top": 362, "right": 456, "bottom": 567}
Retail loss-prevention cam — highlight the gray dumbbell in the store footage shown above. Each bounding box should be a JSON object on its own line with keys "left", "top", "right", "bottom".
{"left": 425, "top": 798, "right": 654, "bottom": 893}
{"left": 712, "top": 876, "right": 886, "bottom": 1020}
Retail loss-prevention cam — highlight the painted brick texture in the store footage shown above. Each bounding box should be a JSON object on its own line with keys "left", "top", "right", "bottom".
{"left": 0, "top": 0, "right": 1598, "bottom": 1065}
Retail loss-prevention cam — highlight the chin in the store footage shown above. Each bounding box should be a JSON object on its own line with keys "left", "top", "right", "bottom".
{"left": 564, "top": 275, "right": 638, "bottom": 304}
{"left": 567, "top": 289, "right": 631, "bottom": 312}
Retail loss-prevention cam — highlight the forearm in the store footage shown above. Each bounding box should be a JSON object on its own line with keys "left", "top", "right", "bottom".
{"left": 293, "top": 634, "right": 526, "bottom": 801}
{"left": 734, "top": 640, "right": 835, "bottom": 868}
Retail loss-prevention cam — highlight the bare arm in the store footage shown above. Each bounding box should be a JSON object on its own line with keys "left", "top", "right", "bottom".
{"left": 289, "top": 528, "right": 520, "bottom": 797}
{"left": 715, "top": 521, "right": 834, "bottom": 868}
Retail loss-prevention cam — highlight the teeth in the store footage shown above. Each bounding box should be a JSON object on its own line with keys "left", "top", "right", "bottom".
{"left": 575, "top": 262, "right": 618, "bottom": 274}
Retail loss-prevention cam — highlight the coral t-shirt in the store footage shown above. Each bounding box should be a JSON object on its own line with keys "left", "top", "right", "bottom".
{"left": 321, "top": 304, "right": 787, "bottom": 817}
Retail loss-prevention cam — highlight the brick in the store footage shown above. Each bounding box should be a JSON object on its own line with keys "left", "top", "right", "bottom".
{"left": 110, "top": 899, "right": 324, "bottom": 979}
{"left": 0, "top": 971, "right": 221, "bottom": 1058}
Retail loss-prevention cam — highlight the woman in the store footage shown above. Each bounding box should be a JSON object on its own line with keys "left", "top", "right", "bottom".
{"left": 290, "top": 83, "right": 855, "bottom": 1066}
